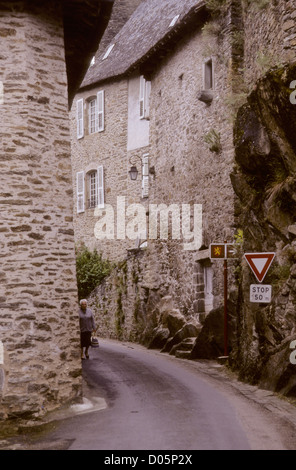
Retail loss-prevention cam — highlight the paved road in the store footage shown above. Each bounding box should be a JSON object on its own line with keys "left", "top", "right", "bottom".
{"left": 32, "top": 339, "right": 296, "bottom": 451}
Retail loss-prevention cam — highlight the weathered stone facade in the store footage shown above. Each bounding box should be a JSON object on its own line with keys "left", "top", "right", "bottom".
{"left": 71, "top": 0, "right": 296, "bottom": 396}
{"left": 71, "top": 0, "right": 240, "bottom": 349}
{"left": 0, "top": 0, "right": 113, "bottom": 423}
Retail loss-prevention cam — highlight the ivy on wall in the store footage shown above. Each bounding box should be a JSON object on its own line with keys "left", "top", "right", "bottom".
{"left": 75, "top": 242, "right": 113, "bottom": 300}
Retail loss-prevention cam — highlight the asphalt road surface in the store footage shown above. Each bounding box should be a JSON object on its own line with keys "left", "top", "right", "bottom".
{"left": 38, "top": 339, "right": 296, "bottom": 451}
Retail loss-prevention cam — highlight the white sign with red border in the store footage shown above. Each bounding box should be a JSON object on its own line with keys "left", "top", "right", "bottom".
{"left": 244, "top": 252, "right": 275, "bottom": 283}
{"left": 250, "top": 284, "right": 272, "bottom": 303}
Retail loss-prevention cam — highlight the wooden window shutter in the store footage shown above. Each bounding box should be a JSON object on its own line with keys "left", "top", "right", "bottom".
{"left": 97, "top": 90, "right": 105, "bottom": 132}
{"left": 97, "top": 165, "right": 104, "bottom": 208}
{"left": 76, "top": 98, "right": 84, "bottom": 139}
{"left": 142, "top": 154, "right": 149, "bottom": 198}
{"left": 76, "top": 171, "right": 85, "bottom": 213}
{"left": 139, "top": 76, "right": 145, "bottom": 119}
{"left": 144, "top": 80, "right": 151, "bottom": 119}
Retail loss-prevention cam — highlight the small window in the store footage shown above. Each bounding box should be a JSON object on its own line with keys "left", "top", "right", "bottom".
{"left": 204, "top": 59, "right": 213, "bottom": 90}
{"left": 102, "top": 44, "right": 115, "bottom": 60}
{"left": 88, "top": 171, "right": 98, "bottom": 208}
{"left": 89, "top": 98, "right": 98, "bottom": 134}
{"left": 77, "top": 166, "right": 104, "bottom": 213}
{"left": 87, "top": 166, "right": 104, "bottom": 209}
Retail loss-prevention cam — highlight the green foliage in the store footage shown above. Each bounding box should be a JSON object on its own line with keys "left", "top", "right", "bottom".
{"left": 205, "top": 0, "right": 229, "bottom": 15}
{"left": 75, "top": 242, "right": 113, "bottom": 300}
{"left": 204, "top": 129, "right": 222, "bottom": 153}
{"left": 256, "top": 50, "right": 284, "bottom": 75}
{"left": 233, "top": 229, "right": 244, "bottom": 285}
{"left": 234, "top": 229, "right": 244, "bottom": 248}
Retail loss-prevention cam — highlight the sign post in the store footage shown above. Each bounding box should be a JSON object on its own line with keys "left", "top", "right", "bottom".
{"left": 223, "top": 254, "right": 228, "bottom": 356}
{"left": 210, "top": 241, "right": 238, "bottom": 356}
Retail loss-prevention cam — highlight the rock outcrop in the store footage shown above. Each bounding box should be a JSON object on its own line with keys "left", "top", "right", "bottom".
{"left": 230, "top": 64, "right": 296, "bottom": 396}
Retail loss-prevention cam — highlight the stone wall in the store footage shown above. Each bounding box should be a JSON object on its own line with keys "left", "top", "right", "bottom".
{"left": 145, "top": 9, "right": 238, "bottom": 319}
{"left": 0, "top": 2, "right": 81, "bottom": 422}
{"left": 79, "top": 3, "right": 241, "bottom": 344}
{"left": 242, "top": 0, "right": 296, "bottom": 90}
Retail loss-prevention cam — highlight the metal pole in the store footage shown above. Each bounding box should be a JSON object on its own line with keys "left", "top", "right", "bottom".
{"left": 224, "top": 240, "right": 228, "bottom": 356}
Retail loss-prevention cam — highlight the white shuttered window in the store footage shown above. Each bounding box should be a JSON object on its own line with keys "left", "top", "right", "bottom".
{"left": 97, "top": 165, "right": 104, "bottom": 208}
{"left": 139, "top": 76, "right": 145, "bottom": 119}
{"left": 77, "top": 171, "right": 85, "bottom": 213}
{"left": 142, "top": 154, "right": 149, "bottom": 198}
{"left": 76, "top": 99, "right": 84, "bottom": 139}
{"left": 97, "top": 90, "right": 105, "bottom": 132}
{"left": 139, "top": 76, "right": 151, "bottom": 120}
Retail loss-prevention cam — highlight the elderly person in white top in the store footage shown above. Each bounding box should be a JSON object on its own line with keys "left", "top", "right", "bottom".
{"left": 78, "top": 299, "right": 96, "bottom": 359}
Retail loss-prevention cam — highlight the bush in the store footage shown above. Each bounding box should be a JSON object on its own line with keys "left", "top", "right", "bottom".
{"left": 75, "top": 242, "right": 113, "bottom": 300}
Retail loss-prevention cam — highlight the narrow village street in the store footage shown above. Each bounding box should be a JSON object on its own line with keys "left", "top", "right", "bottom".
{"left": 2, "top": 0, "right": 296, "bottom": 452}
{"left": 1, "top": 339, "right": 296, "bottom": 451}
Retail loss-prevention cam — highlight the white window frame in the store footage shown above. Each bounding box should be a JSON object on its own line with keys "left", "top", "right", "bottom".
{"left": 89, "top": 98, "right": 98, "bottom": 134}
{"left": 139, "top": 76, "right": 151, "bottom": 120}
{"left": 97, "top": 90, "right": 105, "bottom": 132}
{"left": 76, "top": 171, "right": 85, "bottom": 213}
{"left": 76, "top": 98, "right": 84, "bottom": 139}
{"left": 88, "top": 171, "right": 98, "bottom": 208}
{"left": 142, "top": 154, "right": 149, "bottom": 198}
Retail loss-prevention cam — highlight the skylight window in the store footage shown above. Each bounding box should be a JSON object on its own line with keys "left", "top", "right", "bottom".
{"left": 169, "top": 15, "right": 179, "bottom": 28}
{"left": 102, "top": 44, "right": 115, "bottom": 60}
{"left": 90, "top": 56, "right": 95, "bottom": 66}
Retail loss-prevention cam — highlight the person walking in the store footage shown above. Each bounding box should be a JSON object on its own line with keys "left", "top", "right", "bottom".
{"left": 78, "top": 299, "right": 96, "bottom": 359}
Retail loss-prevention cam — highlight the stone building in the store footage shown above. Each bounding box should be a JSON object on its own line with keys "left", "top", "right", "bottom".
{"left": 0, "top": 0, "right": 114, "bottom": 423}
{"left": 71, "top": 0, "right": 241, "bottom": 344}
{"left": 71, "top": 0, "right": 296, "bottom": 396}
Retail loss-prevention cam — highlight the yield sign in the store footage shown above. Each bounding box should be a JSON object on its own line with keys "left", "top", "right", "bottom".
{"left": 244, "top": 253, "right": 275, "bottom": 283}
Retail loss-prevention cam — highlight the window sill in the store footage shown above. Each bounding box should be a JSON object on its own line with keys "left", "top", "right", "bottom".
{"left": 197, "top": 90, "right": 213, "bottom": 105}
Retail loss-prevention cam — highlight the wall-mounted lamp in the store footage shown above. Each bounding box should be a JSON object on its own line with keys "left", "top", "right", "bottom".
{"left": 128, "top": 156, "right": 142, "bottom": 181}
{"left": 129, "top": 165, "right": 138, "bottom": 181}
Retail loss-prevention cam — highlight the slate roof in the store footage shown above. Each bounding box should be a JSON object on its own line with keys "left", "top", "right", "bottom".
{"left": 80, "top": 0, "right": 207, "bottom": 90}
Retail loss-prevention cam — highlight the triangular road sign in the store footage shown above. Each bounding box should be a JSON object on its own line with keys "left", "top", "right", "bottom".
{"left": 244, "top": 253, "right": 275, "bottom": 283}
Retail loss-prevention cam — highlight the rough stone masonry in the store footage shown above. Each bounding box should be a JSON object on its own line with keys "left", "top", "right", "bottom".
{"left": 0, "top": 0, "right": 112, "bottom": 422}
